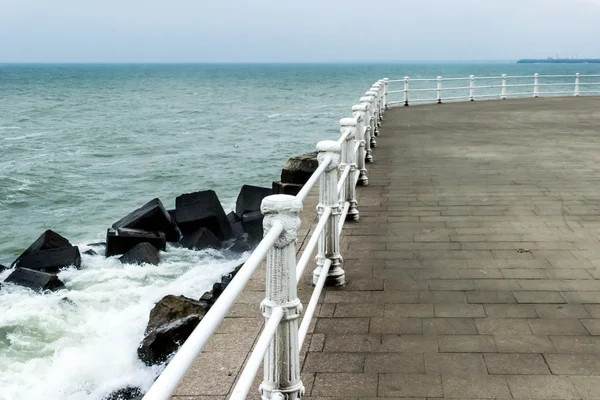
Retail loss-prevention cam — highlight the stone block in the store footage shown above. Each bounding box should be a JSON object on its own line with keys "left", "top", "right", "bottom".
{"left": 4, "top": 268, "right": 65, "bottom": 291}
{"left": 11, "top": 229, "right": 72, "bottom": 268}
{"left": 106, "top": 228, "right": 166, "bottom": 257}
{"left": 17, "top": 245, "right": 81, "bottom": 273}
{"left": 180, "top": 227, "right": 221, "bottom": 251}
{"left": 241, "top": 210, "right": 264, "bottom": 243}
{"left": 175, "top": 190, "right": 233, "bottom": 240}
{"left": 112, "top": 198, "right": 180, "bottom": 242}
{"left": 280, "top": 151, "right": 318, "bottom": 184}
{"left": 119, "top": 242, "right": 160, "bottom": 265}
{"left": 235, "top": 185, "right": 271, "bottom": 217}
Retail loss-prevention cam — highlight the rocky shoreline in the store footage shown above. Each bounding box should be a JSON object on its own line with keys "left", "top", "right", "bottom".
{"left": 0, "top": 151, "right": 318, "bottom": 400}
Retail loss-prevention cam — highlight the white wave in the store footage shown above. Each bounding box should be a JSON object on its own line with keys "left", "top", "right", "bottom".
{"left": 0, "top": 127, "right": 21, "bottom": 130}
{"left": 0, "top": 246, "right": 246, "bottom": 400}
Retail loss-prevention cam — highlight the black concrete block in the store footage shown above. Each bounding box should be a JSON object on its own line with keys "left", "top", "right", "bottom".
{"left": 17, "top": 246, "right": 81, "bottom": 273}
{"left": 4, "top": 268, "right": 65, "bottom": 291}
{"left": 242, "top": 210, "right": 264, "bottom": 243}
{"left": 227, "top": 211, "right": 245, "bottom": 238}
{"left": 106, "top": 228, "right": 166, "bottom": 257}
{"left": 11, "top": 229, "right": 72, "bottom": 268}
{"left": 235, "top": 185, "right": 272, "bottom": 217}
{"left": 281, "top": 151, "right": 318, "bottom": 184}
{"left": 119, "top": 242, "right": 160, "bottom": 265}
{"left": 0, "top": 264, "right": 6, "bottom": 273}
{"left": 113, "top": 198, "right": 180, "bottom": 242}
{"left": 83, "top": 249, "right": 97, "bottom": 256}
{"left": 175, "top": 190, "right": 233, "bottom": 240}
{"left": 272, "top": 181, "right": 303, "bottom": 196}
{"left": 180, "top": 228, "right": 221, "bottom": 251}
{"left": 229, "top": 233, "right": 252, "bottom": 253}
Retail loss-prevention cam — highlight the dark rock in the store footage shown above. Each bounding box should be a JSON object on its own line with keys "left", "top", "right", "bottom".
{"left": 4, "top": 268, "right": 65, "bottom": 291}
{"left": 17, "top": 246, "right": 81, "bottom": 273}
{"left": 106, "top": 228, "right": 166, "bottom": 257}
{"left": 138, "top": 314, "right": 201, "bottom": 366}
{"left": 87, "top": 242, "right": 106, "bottom": 247}
{"left": 235, "top": 185, "right": 272, "bottom": 217}
{"left": 113, "top": 198, "right": 180, "bottom": 242}
{"left": 0, "top": 264, "right": 6, "bottom": 273}
{"left": 119, "top": 242, "right": 160, "bottom": 265}
{"left": 83, "top": 249, "right": 97, "bottom": 256}
{"left": 226, "top": 211, "right": 244, "bottom": 238}
{"left": 180, "top": 228, "right": 221, "bottom": 251}
{"left": 11, "top": 230, "right": 72, "bottom": 268}
{"left": 228, "top": 233, "right": 252, "bottom": 253}
{"left": 281, "top": 151, "right": 319, "bottom": 184}
{"left": 198, "top": 291, "right": 215, "bottom": 306}
{"left": 175, "top": 190, "right": 233, "bottom": 240}
{"left": 144, "top": 294, "right": 210, "bottom": 334}
{"left": 242, "top": 210, "right": 264, "bottom": 243}
{"left": 272, "top": 181, "right": 303, "bottom": 196}
{"left": 61, "top": 297, "right": 76, "bottom": 306}
{"left": 167, "top": 209, "right": 176, "bottom": 222}
{"left": 103, "top": 387, "right": 143, "bottom": 400}
{"left": 212, "top": 273, "right": 234, "bottom": 298}
{"left": 232, "top": 262, "right": 244, "bottom": 277}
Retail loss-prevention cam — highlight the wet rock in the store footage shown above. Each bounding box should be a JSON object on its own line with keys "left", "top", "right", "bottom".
{"left": 4, "top": 268, "right": 65, "bottom": 291}
{"left": 212, "top": 273, "right": 234, "bottom": 298}
{"left": 119, "top": 242, "right": 159, "bottom": 265}
{"left": 175, "top": 190, "right": 233, "bottom": 240}
{"left": 281, "top": 151, "right": 319, "bottom": 184}
{"left": 11, "top": 230, "right": 72, "bottom": 268}
{"left": 242, "top": 210, "right": 264, "bottom": 243}
{"left": 144, "top": 294, "right": 210, "bottom": 334}
{"left": 113, "top": 198, "right": 180, "bottom": 242}
{"left": 180, "top": 227, "right": 221, "bottom": 251}
{"left": 138, "top": 314, "right": 201, "bottom": 366}
{"left": 106, "top": 228, "right": 166, "bottom": 257}
{"left": 228, "top": 233, "right": 252, "bottom": 253}
{"left": 235, "top": 185, "right": 272, "bottom": 217}
{"left": 0, "top": 264, "right": 6, "bottom": 273}
{"left": 83, "top": 249, "right": 97, "bottom": 256}
{"left": 87, "top": 242, "right": 106, "bottom": 247}
{"left": 198, "top": 291, "right": 215, "bottom": 307}
{"left": 103, "top": 387, "right": 143, "bottom": 400}
{"left": 272, "top": 181, "right": 303, "bottom": 196}
{"left": 138, "top": 294, "right": 210, "bottom": 365}
{"left": 227, "top": 211, "right": 244, "bottom": 238}
{"left": 17, "top": 246, "right": 81, "bottom": 273}
{"left": 61, "top": 297, "right": 76, "bottom": 306}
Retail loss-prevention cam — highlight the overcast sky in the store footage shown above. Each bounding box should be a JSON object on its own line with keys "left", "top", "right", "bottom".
{"left": 1, "top": 0, "right": 599, "bottom": 63}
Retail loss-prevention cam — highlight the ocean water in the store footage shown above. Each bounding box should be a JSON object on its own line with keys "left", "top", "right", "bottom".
{"left": 0, "top": 62, "right": 599, "bottom": 400}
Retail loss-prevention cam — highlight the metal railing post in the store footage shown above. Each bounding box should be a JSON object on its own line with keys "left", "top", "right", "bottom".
{"left": 360, "top": 95, "right": 374, "bottom": 163}
{"left": 340, "top": 118, "right": 359, "bottom": 221}
{"left": 259, "top": 194, "right": 304, "bottom": 400}
{"left": 501, "top": 74, "right": 507, "bottom": 99}
{"left": 314, "top": 140, "right": 344, "bottom": 286}
{"left": 469, "top": 75, "right": 475, "bottom": 101}
{"left": 352, "top": 103, "right": 369, "bottom": 186}
{"left": 403, "top": 76, "right": 409, "bottom": 106}
{"left": 575, "top": 73, "right": 580, "bottom": 96}
{"left": 437, "top": 76, "right": 443, "bottom": 104}
{"left": 534, "top": 73, "right": 539, "bottom": 98}
{"left": 366, "top": 89, "right": 379, "bottom": 143}
{"left": 383, "top": 78, "right": 389, "bottom": 110}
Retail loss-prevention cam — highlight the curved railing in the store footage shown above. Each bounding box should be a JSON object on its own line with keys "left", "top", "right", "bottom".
{"left": 387, "top": 73, "right": 600, "bottom": 106}
{"left": 142, "top": 79, "right": 388, "bottom": 400}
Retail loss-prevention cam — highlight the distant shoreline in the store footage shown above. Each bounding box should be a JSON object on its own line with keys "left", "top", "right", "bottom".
{"left": 517, "top": 59, "right": 600, "bottom": 64}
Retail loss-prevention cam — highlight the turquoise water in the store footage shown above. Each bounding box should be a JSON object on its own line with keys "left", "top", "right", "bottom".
{"left": 0, "top": 63, "right": 599, "bottom": 399}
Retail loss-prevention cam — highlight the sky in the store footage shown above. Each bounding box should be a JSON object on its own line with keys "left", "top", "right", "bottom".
{"left": 1, "top": 0, "right": 599, "bottom": 63}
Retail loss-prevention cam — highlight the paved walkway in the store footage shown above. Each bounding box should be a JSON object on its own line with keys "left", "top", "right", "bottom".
{"left": 310, "top": 97, "right": 600, "bottom": 399}
{"left": 175, "top": 97, "right": 600, "bottom": 399}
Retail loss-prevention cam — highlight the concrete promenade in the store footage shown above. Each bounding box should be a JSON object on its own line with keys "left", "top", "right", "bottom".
{"left": 175, "top": 97, "right": 600, "bottom": 399}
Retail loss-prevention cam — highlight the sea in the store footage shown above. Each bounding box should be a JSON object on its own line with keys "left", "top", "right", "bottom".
{"left": 1, "top": 62, "right": 599, "bottom": 400}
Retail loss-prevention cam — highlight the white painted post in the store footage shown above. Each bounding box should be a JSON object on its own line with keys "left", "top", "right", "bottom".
{"left": 352, "top": 104, "right": 369, "bottom": 186}
{"left": 575, "top": 73, "right": 580, "bottom": 96}
{"left": 366, "top": 89, "right": 379, "bottom": 142}
{"left": 376, "top": 81, "right": 384, "bottom": 121}
{"left": 314, "top": 141, "right": 345, "bottom": 286}
{"left": 469, "top": 75, "right": 475, "bottom": 101}
{"left": 360, "top": 95, "right": 374, "bottom": 163}
{"left": 534, "top": 73, "right": 539, "bottom": 98}
{"left": 259, "top": 195, "right": 304, "bottom": 400}
{"left": 501, "top": 74, "right": 507, "bottom": 99}
{"left": 340, "top": 118, "right": 359, "bottom": 221}
{"left": 383, "top": 78, "right": 389, "bottom": 110}
{"left": 437, "top": 76, "right": 443, "bottom": 104}
{"left": 404, "top": 76, "right": 409, "bottom": 106}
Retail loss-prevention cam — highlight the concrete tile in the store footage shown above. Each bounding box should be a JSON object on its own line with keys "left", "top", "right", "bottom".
{"left": 563, "top": 292, "right": 600, "bottom": 304}
{"left": 303, "top": 352, "right": 364, "bottom": 373}
{"left": 545, "top": 354, "right": 600, "bottom": 375}
{"left": 438, "top": 334, "right": 497, "bottom": 353}
{"left": 312, "top": 373, "right": 377, "bottom": 397}
{"left": 494, "top": 335, "right": 556, "bottom": 353}
{"left": 419, "top": 290, "right": 468, "bottom": 304}
{"left": 466, "top": 291, "right": 517, "bottom": 304}
{"left": 442, "top": 375, "right": 511, "bottom": 399}
{"left": 528, "top": 319, "right": 588, "bottom": 335}
{"left": 434, "top": 304, "right": 486, "bottom": 317}
{"left": 422, "top": 318, "right": 477, "bottom": 334}
{"left": 476, "top": 318, "right": 533, "bottom": 335}
{"left": 364, "top": 353, "right": 424, "bottom": 373}
{"left": 484, "top": 304, "right": 538, "bottom": 318}
{"left": 571, "top": 375, "right": 600, "bottom": 400}
{"left": 584, "top": 305, "right": 600, "bottom": 318}
{"left": 380, "top": 334, "right": 438, "bottom": 352}
{"left": 514, "top": 291, "right": 566, "bottom": 304}
{"left": 174, "top": 372, "right": 236, "bottom": 396}
{"left": 378, "top": 374, "right": 443, "bottom": 398}
{"left": 315, "top": 318, "right": 370, "bottom": 334}
{"left": 534, "top": 304, "right": 591, "bottom": 319}
{"left": 384, "top": 304, "right": 434, "bottom": 317}
{"left": 581, "top": 319, "right": 600, "bottom": 335}
{"left": 323, "top": 334, "right": 381, "bottom": 352}
{"left": 507, "top": 375, "right": 580, "bottom": 399}
{"left": 369, "top": 317, "right": 422, "bottom": 334}
{"left": 425, "top": 353, "right": 487, "bottom": 375}
{"left": 484, "top": 353, "right": 550, "bottom": 374}
{"left": 550, "top": 336, "right": 600, "bottom": 354}
{"left": 333, "top": 303, "right": 384, "bottom": 318}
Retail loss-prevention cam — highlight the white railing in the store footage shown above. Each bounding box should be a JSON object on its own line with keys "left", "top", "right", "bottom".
{"left": 142, "top": 79, "right": 388, "bottom": 400}
{"left": 386, "top": 73, "right": 600, "bottom": 106}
